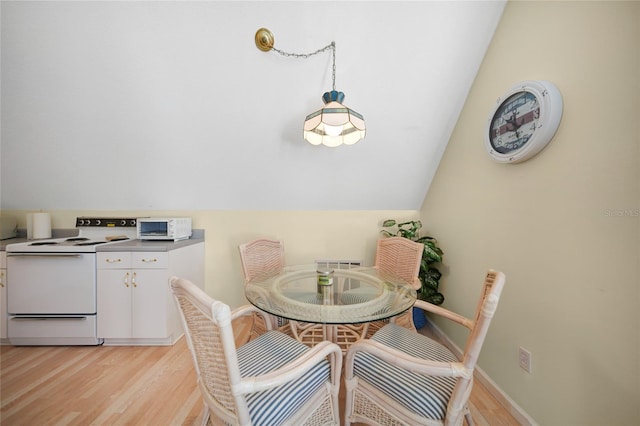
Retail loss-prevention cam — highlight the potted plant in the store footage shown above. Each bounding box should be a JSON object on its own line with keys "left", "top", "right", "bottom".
{"left": 381, "top": 219, "right": 444, "bottom": 327}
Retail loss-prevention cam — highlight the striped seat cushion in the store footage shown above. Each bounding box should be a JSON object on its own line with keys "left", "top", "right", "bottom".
{"left": 237, "top": 330, "right": 330, "bottom": 426}
{"left": 340, "top": 290, "right": 377, "bottom": 306}
{"left": 340, "top": 289, "right": 392, "bottom": 317}
{"left": 275, "top": 316, "right": 290, "bottom": 327}
{"left": 353, "top": 323, "right": 458, "bottom": 420}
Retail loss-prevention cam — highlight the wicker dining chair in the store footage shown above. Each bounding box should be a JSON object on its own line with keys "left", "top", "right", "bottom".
{"left": 363, "top": 237, "right": 424, "bottom": 337}
{"left": 238, "top": 238, "right": 290, "bottom": 337}
{"left": 344, "top": 270, "right": 506, "bottom": 426}
{"left": 170, "top": 276, "right": 343, "bottom": 426}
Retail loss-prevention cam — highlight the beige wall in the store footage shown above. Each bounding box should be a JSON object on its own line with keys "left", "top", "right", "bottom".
{"left": 6, "top": 209, "right": 418, "bottom": 308}
{"left": 421, "top": 1, "right": 639, "bottom": 425}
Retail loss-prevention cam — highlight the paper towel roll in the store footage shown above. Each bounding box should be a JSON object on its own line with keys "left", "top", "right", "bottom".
{"left": 26, "top": 213, "right": 34, "bottom": 239}
{"left": 32, "top": 212, "right": 51, "bottom": 239}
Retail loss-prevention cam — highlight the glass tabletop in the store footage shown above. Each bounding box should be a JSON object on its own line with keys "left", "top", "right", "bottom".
{"left": 245, "top": 265, "right": 417, "bottom": 324}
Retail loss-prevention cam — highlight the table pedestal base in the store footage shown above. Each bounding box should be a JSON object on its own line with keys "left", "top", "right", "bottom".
{"left": 290, "top": 322, "right": 365, "bottom": 353}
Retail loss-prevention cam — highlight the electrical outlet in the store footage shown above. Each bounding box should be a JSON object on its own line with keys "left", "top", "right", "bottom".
{"left": 519, "top": 347, "right": 532, "bottom": 373}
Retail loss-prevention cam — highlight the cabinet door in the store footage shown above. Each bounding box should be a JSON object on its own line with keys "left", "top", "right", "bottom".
{"left": 97, "top": 269, "right": 133, "bottom": 339}
{"left": 0, "top": 268, "right": 6, "bottom": 340}
{"left": 131, "top": 269, "right": 168, "bottom": 338}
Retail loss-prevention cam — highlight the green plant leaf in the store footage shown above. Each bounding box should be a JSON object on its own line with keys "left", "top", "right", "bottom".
{"left": 431, "top": 241, "right": 443, "bottom": 251}
{"left": 401, "top": 230, "right": 415, "bottom": 239}
{"left": 423, "top": 244, "right": 443, "bottom": 263}
{"left": 424, "top": 292, "right": 444, "bottom": 305}
{"left": 423, "top": 275, "right": 440, "bottom": 291}
{"left": 423, "top": 278, "right": 439, "bottom": 291}
{"left": 426, "top": 267, "right": 442, "bottom": 281}
{"left": 420, "top": 287, "right": 436, "bottom": 297}
{"left": 382, "top": 219, "right": 396, "bottom": 227}
{"left": 416, "top": 236, "right": 436, "bottom": 244}
{"left": 420, "top": 258, "right": 428, "bottom": 272}
{"left": 396, "top": 220, "right": 414, "bottom": 227}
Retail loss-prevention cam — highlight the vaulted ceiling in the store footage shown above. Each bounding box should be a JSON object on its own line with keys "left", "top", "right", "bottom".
{"left": 1, "top": 1, "right": 506, "bottom": 211}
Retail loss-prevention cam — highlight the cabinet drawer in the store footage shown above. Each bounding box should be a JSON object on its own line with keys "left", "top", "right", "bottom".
{"left": 9, "top": 315, "right": 100, "bottom": 345}
{"left": 132, "top": 252, "right": 168, "bottom": 269}
{"left": 97, "top": 252, "right": 132, "bottom": 269}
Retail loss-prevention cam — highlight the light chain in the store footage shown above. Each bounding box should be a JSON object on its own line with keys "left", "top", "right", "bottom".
{"left": 272, "top": 41, "right": 337, "bottom": 91}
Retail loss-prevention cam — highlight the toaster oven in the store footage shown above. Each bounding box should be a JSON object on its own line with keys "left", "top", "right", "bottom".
{"left": 137, "top": 217, "right": 192, "bottom": 241}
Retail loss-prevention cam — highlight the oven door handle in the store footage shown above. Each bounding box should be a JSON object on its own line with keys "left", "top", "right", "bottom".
{"left": 7, "top": 253, "right": 84, "bottom": 258}
{"left": 10, "top": 316, "right": 89, "bottom": 320}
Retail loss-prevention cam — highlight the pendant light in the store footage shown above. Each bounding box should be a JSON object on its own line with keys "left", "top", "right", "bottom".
{"left": 255, "top": 28, "right": 366, "bottom": 147}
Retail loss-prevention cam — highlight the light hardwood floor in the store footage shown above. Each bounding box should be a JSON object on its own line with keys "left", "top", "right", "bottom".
{"left": 1, "top": 318, "right": 520, "bottom": 425}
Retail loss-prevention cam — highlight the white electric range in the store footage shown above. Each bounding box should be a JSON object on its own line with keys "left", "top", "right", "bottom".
{"left": 6, "top": 217, "right": 139, "bottom": 345}
{"left": 7, "top": 217, "right": 139, "bottom": 253}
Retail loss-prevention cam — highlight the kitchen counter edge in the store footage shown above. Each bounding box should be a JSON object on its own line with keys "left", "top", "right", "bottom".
{"left": 0, "top": 229, "right": 205, "bottom": 252}
{"left": 97, "top": 229, "right": 204, "bottom": 252}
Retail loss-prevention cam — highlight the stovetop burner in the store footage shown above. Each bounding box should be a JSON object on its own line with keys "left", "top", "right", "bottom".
{"left": 74, "top": 241, "right": 108, "bottom": 246}
{"left": 28, "top": 239, "right": 115, "bottom": 247}
{"left": 8, "top": 217, "right": 139, "bottom": 253}
{"left": 105, "top": 236, "right": 130, "bottom": 242}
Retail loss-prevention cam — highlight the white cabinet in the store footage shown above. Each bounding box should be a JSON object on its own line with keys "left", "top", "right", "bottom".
{"left": 1, "top": 251, "right": 7, "bottom": 343}
{"left": 97, "top": 243, "right": 204, "bottom": 345}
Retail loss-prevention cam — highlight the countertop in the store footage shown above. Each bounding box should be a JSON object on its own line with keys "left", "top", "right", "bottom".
{"left": 0, "top": 237, "right": 28, "bottom": 252}
{"left": 96, "top": 233, "right": 204, "bottom": 252}
{"left": 0, "top": 229, "right": 204, "bottom": 252}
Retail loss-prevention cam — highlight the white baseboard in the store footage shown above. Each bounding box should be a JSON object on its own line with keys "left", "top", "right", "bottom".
{"left": 423, "top": 318, "right": 538, "bottom": 426}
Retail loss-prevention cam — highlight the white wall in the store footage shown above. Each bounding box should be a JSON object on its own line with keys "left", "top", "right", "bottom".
{"left": 421, "top": 1, "right": 639, "bottom": 424}
{"left": 0, "top": 1, "right": 504, "bottom": 211}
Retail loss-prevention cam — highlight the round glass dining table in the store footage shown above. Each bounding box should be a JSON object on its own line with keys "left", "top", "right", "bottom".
{"left": 244, "top": 265, "right": 417, "bottom": 325}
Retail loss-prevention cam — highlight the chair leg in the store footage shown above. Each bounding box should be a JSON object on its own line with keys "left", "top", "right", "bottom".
{"left": 464, "top": 407, "right": 474, "bottom": 426}
{"left": 200, "top": 404, "right": 210, "bottom": 426}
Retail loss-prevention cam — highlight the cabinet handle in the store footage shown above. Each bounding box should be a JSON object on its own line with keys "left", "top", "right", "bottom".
{"left": 141, "top": 258, "right": 157, "bottom": 263}
{"left": 132, "top": 272, "right": 137, "bottom": 288}
{"left": 106, "top": 258, "right": 122, "bottom": 263}
{"left": 0, "top": 271, "right": 4, "bottom": 287}
{"left": 124, "top": 272, "right": 130, "bottom": 288}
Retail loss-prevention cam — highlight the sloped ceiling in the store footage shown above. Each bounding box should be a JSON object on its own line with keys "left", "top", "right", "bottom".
{"left": 0, "top": 1, "right": 505, "bottom": 211}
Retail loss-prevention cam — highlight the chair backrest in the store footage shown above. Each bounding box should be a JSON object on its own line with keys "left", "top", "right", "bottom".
{"left": 448, "top": 270, "right": 506, "bottom": 416}
{"left": 238, "top": 238, "right": 285, "bottom": 284}
{"left": 462, "top": 269, "right": 506, "bottom": 370}
{"left": 169, "top": 276, "right": 249, "bottom": 424}
{"left": 375, "top": 237, "right": 423, "bottom": 290}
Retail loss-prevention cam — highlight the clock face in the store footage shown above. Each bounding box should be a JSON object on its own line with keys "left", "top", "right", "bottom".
{"left": 489, "top": 91, "right": 540, "bottom": 154}
{"left": 485, "top": 80, "right": 563, "bottom": 163}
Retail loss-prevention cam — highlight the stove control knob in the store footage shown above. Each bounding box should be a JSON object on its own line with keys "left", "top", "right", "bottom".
{"left": 85, "top": 219, "right": 91, "bottom": 226}
{"left": 96, "top": 219, "right": 101, "bottom": 226}
{"left": 130, "top": 219, "right": 137, "bottom": 226}
{"left": 121, "top": 220, "right": 127, "bottom": 226}
{"left": 77, "top": 219, "right": 84, "bottom": 226}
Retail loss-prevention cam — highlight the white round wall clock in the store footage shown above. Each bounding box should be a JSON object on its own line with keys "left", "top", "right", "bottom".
{"left": 485, "top": 80, "right": 563, "bottom": 163}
